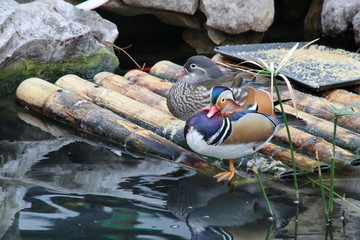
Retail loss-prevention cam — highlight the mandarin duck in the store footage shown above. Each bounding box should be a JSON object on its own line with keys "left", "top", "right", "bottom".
{"left": 166, "top": 55, "right": 253, "bottom": 120}
{"left": 184, "top": 86, "right": 304, "bottom": 181}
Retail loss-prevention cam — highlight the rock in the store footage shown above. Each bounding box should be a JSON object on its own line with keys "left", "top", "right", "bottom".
{"left": 122, "top": 0, "right": 198, "bottom": 15}
{"left": 321, "top": 0, "right": 360, "bottom": 44}
{"left": 206, "top": 27, "right": 264, "bottom": 45}
{"left": 183, "top": 29, "right": 216, "bottom": 54}
{"left": 0, "top": 0, "right": 119, "bottom": 96}
{"left": 304, "top": 0, "right": 323, "bottom": 40}
{"left": 66, "top": 0, "right": 274, "bottom": 52}
{"left": 183, "top": 28, "right": 264, "bottom": 55}
{"left": 155, "top": 11, "right": 203, "bottom": 30}
{"left": 93, "top": 0, "right": 155, "bottom": 16}
{"left": 354, "top": 12, "right": 360, "bottom": 45}
{"left": 199, "top": 0, "right": 275, "bottom": 35}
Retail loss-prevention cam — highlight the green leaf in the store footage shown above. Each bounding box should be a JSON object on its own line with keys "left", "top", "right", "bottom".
{"left": 329, "top": 104, "right": 337, "bottom": 112}
{"left": 337, "top": 102, "right": 360, "bottom": 113}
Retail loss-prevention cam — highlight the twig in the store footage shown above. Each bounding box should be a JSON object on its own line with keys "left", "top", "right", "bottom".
{"left": 101, "top": 41, "right": 145, "bottom": 70}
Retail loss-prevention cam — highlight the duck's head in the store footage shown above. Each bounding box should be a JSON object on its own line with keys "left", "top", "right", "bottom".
{"left": 176, "top": 55, "right": 223, "bottom": 84}
{"left": 207, "top": 86, "right": 239, "bottom": 118}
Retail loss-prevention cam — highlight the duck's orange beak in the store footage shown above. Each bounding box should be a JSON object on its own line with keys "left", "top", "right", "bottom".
{"left": 207, "top": 105, "right": 219, "bottom": 118}
{"left": 175, "top": 68, "right": 189, "bottom": 79}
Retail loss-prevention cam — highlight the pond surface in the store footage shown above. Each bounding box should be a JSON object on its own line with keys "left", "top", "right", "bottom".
{"left": 1, "top": 95, "right": 360, "bottom": 240}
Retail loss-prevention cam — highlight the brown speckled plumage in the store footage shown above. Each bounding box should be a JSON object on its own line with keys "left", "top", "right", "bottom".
{"left": 166, "top": 55, "right": 249, "bottom": 120}
{"left": 167, "top": 78, "right": 246, "bottom": 120}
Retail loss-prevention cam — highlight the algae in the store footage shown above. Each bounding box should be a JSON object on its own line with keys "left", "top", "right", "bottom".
{"left": 0, "top": 45, "right": 119, "bottom": 96}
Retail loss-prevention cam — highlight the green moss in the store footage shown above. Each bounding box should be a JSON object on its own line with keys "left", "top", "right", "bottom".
{"left": 0, "top": 45, "right": 119, "bottom": 96}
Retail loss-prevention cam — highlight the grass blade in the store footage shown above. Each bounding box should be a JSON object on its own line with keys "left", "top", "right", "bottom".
{"left": 253, "top": 166, "right": 275, "bottom": 218}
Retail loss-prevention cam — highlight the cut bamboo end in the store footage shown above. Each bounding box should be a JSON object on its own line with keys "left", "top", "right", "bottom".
{"left": 94, "top": 72, "right": 171, "bottom": 114}
{"left": 150, "top": 60, "right": 182, "bottom": 82}
{"left": 16, "top": 78, "right": 62, "bottom": 111}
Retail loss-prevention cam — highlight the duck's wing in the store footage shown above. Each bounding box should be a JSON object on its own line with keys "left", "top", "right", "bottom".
{"left": 242, "top": 87, "right": 274, "bottom": 116}
{"left": 223, "top": 111, "right": 277, "bottom": 145}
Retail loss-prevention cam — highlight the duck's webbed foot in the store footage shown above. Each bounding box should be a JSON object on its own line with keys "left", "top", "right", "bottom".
{"left": 213, "top": 159, "right": 236, "bottom": 182}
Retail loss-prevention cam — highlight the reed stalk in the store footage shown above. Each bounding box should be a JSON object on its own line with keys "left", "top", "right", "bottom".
{"left": 325, "top": 103, "right": 360, "bottom": 221}
{"left": 327, "top": 116, "right": 337, "bottom": 220}
{"left": 252, "top": 166, "right": 275, "bottom": 218}
{"left": 315, "top": 102, "right": 360, "bottom": 221}
{"left": 308, "top": 177, "right": 360, "bottom": 212}
{"left": 316, "top": 150, "right": 330, "bottom": 222}
{"left": 272, "top": 71, "right": 299, "bottom": 201}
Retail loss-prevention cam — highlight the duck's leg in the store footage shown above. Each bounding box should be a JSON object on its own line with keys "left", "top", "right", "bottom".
{"left": 213, "top": 159, "right": 236, "bottom": 182}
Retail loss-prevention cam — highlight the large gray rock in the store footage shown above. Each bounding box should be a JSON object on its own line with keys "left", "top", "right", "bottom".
{"left": 0, "top": 0, "right": 119, "bottom": 96}
{"left": 66, "top": 0, "right": 274, "bottom": 52}
{"left": 200, "top": 0, "right": 275, "bottom": 35}
{"left": 122, "top": 0, "right": 198, "bottom": 15}
{"left": 321, "top": 0, "right": 360, "bottom": 44}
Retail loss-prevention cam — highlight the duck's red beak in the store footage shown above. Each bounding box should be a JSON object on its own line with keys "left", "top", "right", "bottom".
{"left": 207, "top": 105, "right": 219, "bottom": 118}
{"left": 175, "top": 68, "right": 189, "bottom": 79}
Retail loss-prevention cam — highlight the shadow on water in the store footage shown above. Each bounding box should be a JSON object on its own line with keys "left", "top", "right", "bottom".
{"left": 1, "top": 95, "right": 360, "bottom": 240}
{"left": 167, "top": 174, "right": 298, "bottom": 240}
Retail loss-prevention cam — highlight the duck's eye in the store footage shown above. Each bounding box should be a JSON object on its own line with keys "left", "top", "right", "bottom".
{"left": 221, "top": 98, "right": 225, "bottom": 103}
{"left": 190, "top": 63, "right": 197, "bottom": 69}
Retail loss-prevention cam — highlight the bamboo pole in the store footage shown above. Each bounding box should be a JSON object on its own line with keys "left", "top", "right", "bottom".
{"left": 55, "top": 75, "right": 186, "bottom": 146}
{"left": 93, "top": 72, "right": 170, "bottom": 114}
{"left": 57, "top": 75, "right": 303, "bottom": 178}
{"left": 63, "top": 74, "right": 344, "bottom": 168}
{"left": 280, "top": 104, "right": 360, "bottom": 153}
{"left": 119, "top": 70, "right": 360, "bottom": 166}
{"left": 93, "top": 72, "right": 334, "bottom": 170}
{"left": 16, "top": 78, "right": 294, "bottom": 179}
{"left": 15, "top": 78, "right": 209, "bottom": 170}
{"left": 281, "top": 89, "right": 360, "bottom": 132}
{"left": 149, "top": 60, "right": 182, "bottom": 82}
{"left": 124, "top": 70, "right": 173, "bottom": 97}
{"left": 274, "top": 126, "right": 359, "bottom": 166}
{"left": 259, "top": 143, "right": 329, "bottom": 173}
{"left": 321, "top": 89, "right": 360, "bottom": 110}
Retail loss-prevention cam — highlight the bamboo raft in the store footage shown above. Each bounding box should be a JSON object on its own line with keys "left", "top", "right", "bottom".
{"left": 15, "top": 55, "right": 360, "bottom": 181}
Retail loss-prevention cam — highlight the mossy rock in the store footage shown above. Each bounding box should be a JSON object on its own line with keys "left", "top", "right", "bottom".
{"left": 0, "top": 45, "right": 119, "bottom": 96}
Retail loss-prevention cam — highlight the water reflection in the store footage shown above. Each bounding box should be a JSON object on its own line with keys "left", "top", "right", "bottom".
{"left": 1, "top": 96, "right": 360, "bottom": 239}
{"left": 0, "top": 97, "right": 194, "bottom": 239}
{"left": 168, "top": 174, "right": 298, "bottom": 240}
{"left": 0, "top": 140, "right": 194, "bottom": 239}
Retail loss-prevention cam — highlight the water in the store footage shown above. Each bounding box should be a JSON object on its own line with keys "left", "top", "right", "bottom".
{"left": 1, "top": 96, "right": 360, "bottom": 240}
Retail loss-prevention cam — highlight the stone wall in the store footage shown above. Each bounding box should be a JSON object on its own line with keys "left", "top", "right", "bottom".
{"left": 67, "top": 0, "right": 360, "bottom": 52}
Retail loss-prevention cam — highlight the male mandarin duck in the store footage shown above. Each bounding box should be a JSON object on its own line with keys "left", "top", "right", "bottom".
{"left": 166, "top": 55, "right": 253, "bottom": 120}
{"left": 184, "top": 86, "right": 304, "bottom": 181}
